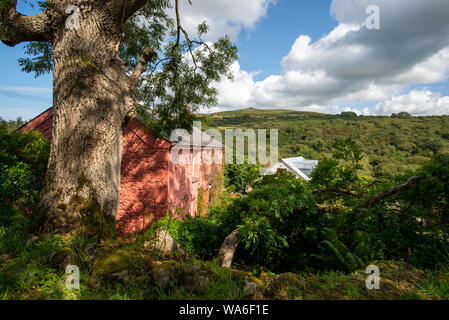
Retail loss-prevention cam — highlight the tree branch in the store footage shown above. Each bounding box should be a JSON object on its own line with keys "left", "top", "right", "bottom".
{"left": 313, "top": 188, "right": 361, "bottom": 198}
{"left": 171, "top": 0, "right": 213, "bottom": 73}
{"left": 218, "top": 228, "right": 240, "bottom": 268}
{"left": 109, "top": 0, "right": 151, "bottom": 25}
{"left": 358, "top": 176, "right": 424, "bottom": 209}
{"left": 0, "top": 1, "right": 51, "bottom": 47}
{"left": 130, "top": 47, "right": 157, "bottom": 87}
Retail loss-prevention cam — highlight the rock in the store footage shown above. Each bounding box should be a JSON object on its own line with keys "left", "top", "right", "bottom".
{"left": 218, "top": 228, "right": 240, "bottom": 268}
{"left": 229, "top": 269, "right": 264, "bottom": 297}
{"left": 0, "top": 254, "right": 11, "bottom": 264}
{"left": 278, "top": 272, "right": 301, "bottom": 283}
{"left": 26, "top": 235, "right": 39, "bottom": 246}
{"left": 261, "top": 272, "right": 302, "bottom": 300}
{"left": 93, "top": 249, "right": 132, "bottom": 280}
{"left": 48, "top": 248, "right": 78, "bottom": 273}
{"left": 150, "top": 260, "right": 183, "bottom": 290}
{"left": 184, "top": 265, "right": 213, "bottom": 294}
{"left": 112, "top": 270, "right": 129, "bottom": 281}
{"left": 243, "top": 275, "right": 262, "bottom": 296}
{"left": 146, "top": 229, "right": 186, "bottom": 258}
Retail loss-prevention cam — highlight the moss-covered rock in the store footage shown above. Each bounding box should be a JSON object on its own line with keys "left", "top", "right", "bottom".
{"left": 228, "top": 269, "right": 264, "bottom": 297}
{"left": 93, "top": 249, "right": 132, "bottom": 280}
{"left": 262, "top": 272, "right": 303, "bottom": 300}
{"left": 149, "top": 261, "right": 183, "bottom": 290}
{"left": 145, "top": 229, "right": 187, "bottom": 260}
{"left": 48, "top": 248, "right": 78, "bottom": 273}
{"left": 183, "top": 264, "right": 213, "bottom": 294}
{"left": 0, "top": 254, "right": 11, "bottom": 264}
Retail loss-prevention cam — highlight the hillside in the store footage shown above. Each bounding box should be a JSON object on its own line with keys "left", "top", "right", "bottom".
{"left": 202, "top": 108, "right": 449, "bottom": 177}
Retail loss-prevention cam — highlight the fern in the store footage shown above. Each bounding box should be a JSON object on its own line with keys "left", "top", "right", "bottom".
{"left": 311, "top": 227, "right": 364, "bottom": 272}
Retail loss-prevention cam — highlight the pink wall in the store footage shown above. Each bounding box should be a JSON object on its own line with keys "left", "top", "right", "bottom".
{"left": 117, "top": 119, "right": 171, "bottom": 234}
{"left": 168, "top": 147, "right": 224, "bottom": 217}
{"left": 17, "top": 108, "right": 224, "bottom": 234}
{"left": 168, "top": 147, "right": 194, "bottom": 217}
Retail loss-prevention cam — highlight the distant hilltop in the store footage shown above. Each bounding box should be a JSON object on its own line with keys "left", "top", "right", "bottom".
{"left": 201, "top": 107, "right": 449, "bottom": 178}
{"left": 206, "top": 107, "right": 327, "bottom": 118}
{"left": 205, "top": 108, "right": 447, "bottom": 118}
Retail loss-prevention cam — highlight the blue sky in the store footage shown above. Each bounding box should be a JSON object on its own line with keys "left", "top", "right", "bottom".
{"left": 1, "top": 0, "right": 449, "bottom": 120}
{"left": 237, "top": 0, "right": 337, "bottom": 80}
{"left": 0, "top": 1, "right": 52, "bottom": 120}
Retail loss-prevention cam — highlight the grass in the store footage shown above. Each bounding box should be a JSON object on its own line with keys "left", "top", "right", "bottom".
{"left": 417, "top": 267, "right": 449, "bottom": 300}
{"left": 1, "top": 196, "right": 448, "bottom": 300}
{"left": 2, "top": 230, "right": 447, "bottom": 300}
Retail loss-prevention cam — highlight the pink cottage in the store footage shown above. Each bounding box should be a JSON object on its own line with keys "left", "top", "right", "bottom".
{"left": 18, "top": 107, "right": 225, "bottom": 234}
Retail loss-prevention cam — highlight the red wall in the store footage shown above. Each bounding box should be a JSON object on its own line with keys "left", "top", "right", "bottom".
{"left": 117, "top": 119, "right": 171, "bottom": 234}
{"left": 168, "top": 147, "right": 194, "bottom": 217}
{"left": 17, "top": 108, "right": 224, "bottom": 234}
{"left": 17, "top": 108, "right": 53, "bottom": 140}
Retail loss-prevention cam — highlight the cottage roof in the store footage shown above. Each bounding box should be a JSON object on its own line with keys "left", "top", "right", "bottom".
{"left": 170, "top": 126, "right": 224, "bottom": 148}
{"left": 16, "top": 107, "right": 224, "bottom": 149}
{"left": 265, "top": 156, "right": 318, "bottom": 181}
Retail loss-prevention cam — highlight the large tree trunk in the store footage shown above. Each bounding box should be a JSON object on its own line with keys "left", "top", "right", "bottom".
{"left": 38, "top": 4, "right": 137, "bottom": 237}
{"left": 1, "top": 0, "right": 152, "bottom": 237}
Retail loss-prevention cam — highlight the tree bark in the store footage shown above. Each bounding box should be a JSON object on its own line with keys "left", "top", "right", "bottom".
{"left": 1, "top": 0, "right": 153, "bottom": 237}
{"left": 44, "top": 5, "right": 137, "bottom": 237}
{"left": 0, "top": 0, "right": 51, "bottom": 46}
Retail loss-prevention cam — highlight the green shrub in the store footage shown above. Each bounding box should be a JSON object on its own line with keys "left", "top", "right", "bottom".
{"left": 157, "top": 215, "right": 225, "bottom": 259}
{"left": 224, "top": 163, "right": 260, "bottom": 193}
{"left": 340, "top": 111, "right": 358, "bottom": 118}
{"left": 392, "top": 112, "right": 412, "bottom": 119}
{"left": 0, "top": 162, "right": 36, "bottom": 203}
{"left": 212, "top": 172, "right": 326, "bottom": 270}
{"left": 0, "top": 205, "right": 31, "bottom": 254}
{"left": 0, "top": 129, "right": 50, "bottom": 208}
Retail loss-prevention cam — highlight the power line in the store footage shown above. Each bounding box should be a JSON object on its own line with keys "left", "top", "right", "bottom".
{"left": 0, "top": 89, "right": 52, "bottom": 104}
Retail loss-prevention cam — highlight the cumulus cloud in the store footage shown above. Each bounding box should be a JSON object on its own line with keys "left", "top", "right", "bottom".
{"left": 213, "top": 0, "right": 449, "bottom": 115}
{"left": 214, "top": 62, "right": 256, "bottom": 107}
{"left": 362, "top": 90, "right": 449, "bottom": 116}
{"left": 173, "top": 0, "right": 276, "bottom": 40}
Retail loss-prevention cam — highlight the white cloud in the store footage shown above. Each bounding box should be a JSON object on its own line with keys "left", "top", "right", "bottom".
{"left": 213, "top": 0, "right": 449, "bottom": 115}
{"left": 0, "top": 86, "right": 52, "bottom": 94}
{"left": 362, "top": 90, "right": 449, "bottom": 116}
{"left": 214, "top": 62, "right": 256, "bottom": 107}
{"left": 173, "top": 0, "right": 276, "bottom": 40}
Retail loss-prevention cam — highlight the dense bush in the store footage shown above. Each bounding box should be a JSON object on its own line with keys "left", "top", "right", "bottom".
{"left": 392, "top": 112, "right": 412, "bottom": 119}
{"left": 224, "top": 163, "right": 260, "bottom": 193}
{"left": 211, "top": 138, "right": 449, "bottom": 272}
{"left": 211, "top": 171, "right": 327, "bottom": 270}
{"left": 0, "top": 128, "right": 50, "bottom": 209}
{"left": 0, "top": 204, "right": 31, "bottom": 254}
{"left": 157, "top": 215, "right": 225, "bottom": 259}
{"left": 340, "top": 111, "right": 358, "bottom": 118}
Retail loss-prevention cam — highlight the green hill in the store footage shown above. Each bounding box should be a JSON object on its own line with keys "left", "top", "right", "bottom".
{"left": 202, "top": 108, "right": 449, "bottom": 177}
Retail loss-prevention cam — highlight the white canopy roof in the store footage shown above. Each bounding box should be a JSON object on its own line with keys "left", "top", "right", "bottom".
{"left": 265, "top": 156, "right": 318, "bottom": 181}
